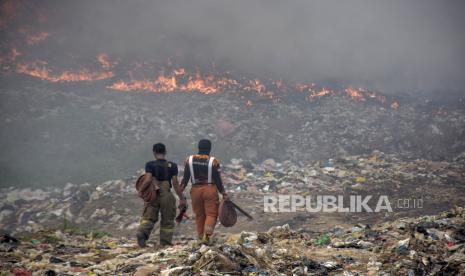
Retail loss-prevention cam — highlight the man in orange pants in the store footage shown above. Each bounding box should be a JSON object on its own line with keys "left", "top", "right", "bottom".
{"left": 179, "top": 139, "right": 227, "bottom": 244}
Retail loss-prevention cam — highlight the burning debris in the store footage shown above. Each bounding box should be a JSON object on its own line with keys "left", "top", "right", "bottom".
{"left": 16, "top": 61, "right": 114, "bottom": 83}
{"left": 108, "top": 69, "right": 236, "bottom": 95}
{"left": 1, "top": 1, "right": 402, "bottom": 107}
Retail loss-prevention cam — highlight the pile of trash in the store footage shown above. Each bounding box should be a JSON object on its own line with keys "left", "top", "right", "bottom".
{"left": 81, "top": 90, "right": 465, "bottom": 163}
{"left": 2, "top": 83, "right": 465, "bottom": 187}
{"left": 1, "top": 150, "right": 464, "bottom": 237}
{"left": 224, "top": 149, "right": 465, "bottom": 194}
{"left": 2, "top": 207, "right": 465, "bottom": 275}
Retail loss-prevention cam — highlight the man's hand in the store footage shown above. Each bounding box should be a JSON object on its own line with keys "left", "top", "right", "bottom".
{"left": 179, "top": 196, "right": 187, "bottom": 209}
{"left": 176, "top": 198, "right": 189, "bottom": 223}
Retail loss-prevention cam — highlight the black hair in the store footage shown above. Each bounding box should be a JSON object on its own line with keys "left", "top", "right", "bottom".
{"left": 152, "top": 143, "right": 166, "bottom": 154}
{"left": 198, "top": 139, "right": 212, "bottom": 155}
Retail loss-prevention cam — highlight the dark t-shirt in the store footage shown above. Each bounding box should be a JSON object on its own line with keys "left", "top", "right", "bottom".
{"left": 145, "top": 159, "right": 178, "bottom": 185}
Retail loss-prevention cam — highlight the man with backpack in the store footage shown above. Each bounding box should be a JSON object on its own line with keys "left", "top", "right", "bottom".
{"left": 136, "top": 143, "right": 185, "bottom": 248}
{"left": 179, "top": 139, "right": 228, "bottom": 244}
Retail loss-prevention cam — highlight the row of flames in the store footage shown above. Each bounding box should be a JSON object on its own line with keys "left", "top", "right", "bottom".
{"left": 14, "top": 54, "right": 115, "bottom": 82}
{"left": 1, "top": 1, "right": 399, "bottom": 109}
{"left": 9, "top": 54, "right": 399, "bottom": 109}
{"left": 109, "top": 72, "right": 275, "bottom": 99}
{"left": 16, "top": 61, "right": 114, "bottom": 82}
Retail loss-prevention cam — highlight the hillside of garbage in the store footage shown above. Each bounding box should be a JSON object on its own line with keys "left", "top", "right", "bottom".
{"left": 1, "top": 150, "right": 464, "bottom": 237}
{"left": 1, "top": 79, "right": 465, "bottom": 188}
{"left": 2, "top": 206, "right": 465, "bottom": 275}
{"left": 1, "top": 116, "right": 465, "bottom": 274}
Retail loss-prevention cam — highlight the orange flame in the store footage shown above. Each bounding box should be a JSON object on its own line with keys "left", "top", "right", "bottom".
{"left": 173, "top": 68, "right": 185, "bottom": 75}
{"left": 244, "top": 79, "right": 265, "bottom": 93}
{"left": 391, "top": 101, "right": 399, "bottom": 109}
{"left": 243, "top": 79, "right": 275, "bottom": 98}
{"left": 109, "top": 69, "right": 243, "bottom": 94}
{"left": 9, "top": 37, "right": 398, "bottom": 109}
{"left": 97, "top": 53, "right": 117, "bottom": 70}
{"left": 309, "top": 88, "right": 331, "bottom": 98}
{"left": 345, "top": 88, "right": 365, "bottom": 101}
{"left": 16, "top": 61, "right": 114, "bottom": 82}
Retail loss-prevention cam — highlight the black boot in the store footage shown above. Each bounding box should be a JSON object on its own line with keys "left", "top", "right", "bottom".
{"left": 136, "top": 231, "right": 147, "bottom": 248}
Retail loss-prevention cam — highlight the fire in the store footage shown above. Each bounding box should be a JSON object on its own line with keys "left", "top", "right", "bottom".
{"left": 97, "top": 54, "right": 117, "bottom": 70}
{"left": 173, "top": 68, "right": 185, "bottom": 75}
{"left": 109, "top": 68, "right": 241, "bottom": 94}
{"left": 109, "top": 71, "right": 180, "bottom": 93}
{"left": 183, "top": 72, "right": 218, "bottom": 94}
{"left": 308, "top": 88, "right": 331, "bottom": 98}
{"left": 345, "top": 88, "right": 365, "bottom": 101}
{"left": 0, "top": 1, "right": 394, "bottom": 111}
{"left": 109, "top": 76, "right": 177, "bottom": 93}
{"left": 243, "top": 79, "right": 276, "bottom": 99}
{"left": 26, "top": 32, "right": 49, "bottom": 45}
{"left": 244, "top": 79, "right": 266, "bottom": 94}
{"left": 6, "top": 18, "right": 400, "bottom": 109}
{"left": 107, "top": 69, "right": 398, "bottom": 109}
{"left": 107, "top": 68, "right": 282, "bottom": 97}
{"left": 16, "top": 61, "right": 114, "bottom": 82}
{"left": 13, "top": 54, "right": 400, "bottom": 109}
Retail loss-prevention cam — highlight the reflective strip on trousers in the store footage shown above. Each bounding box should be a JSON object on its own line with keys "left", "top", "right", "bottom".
{"left": 160, "top": 227, "right": 175, "bottom": 233}
{"left": 139, "top": 219, "right": 152, "bottom": 225}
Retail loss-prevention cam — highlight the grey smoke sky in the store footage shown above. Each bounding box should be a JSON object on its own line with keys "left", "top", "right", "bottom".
{"left": 40, "top": 0, "right": 465, "bottom": 92}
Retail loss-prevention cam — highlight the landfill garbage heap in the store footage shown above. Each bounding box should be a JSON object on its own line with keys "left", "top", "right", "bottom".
{"left": 1, "top": 207, "right": 465, "bottom": 275}
{"left": 1, "top": 81, "right": 465, "bottom": 188}
{"left": 1, "top": 151, "right": 465, "bottom": 275}
{"left": 1, "top": 150, "right": 465, "bottom": 237}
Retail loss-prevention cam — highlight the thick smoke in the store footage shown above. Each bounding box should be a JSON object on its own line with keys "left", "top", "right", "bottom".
{"left": 31, "top": 0, "right": 465, "bottom": 93}
{"left": 1, "top": 0, "right": 465, "bottom": 188}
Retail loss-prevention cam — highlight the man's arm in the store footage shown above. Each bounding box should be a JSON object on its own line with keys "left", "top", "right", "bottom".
{"left": 171, "top": 176, "right": 184, "bottom": 199}
{"left": 212, "top": 160, "right": 227, "bottom": 198}
{"left": 180, "top": 159, "right": 190, "bottom": 192}
{"left": 140, "top": 172, "right": 153, "bottom": 191}
{"left": 139, "top": 161, "right": 154, "bottom": 191}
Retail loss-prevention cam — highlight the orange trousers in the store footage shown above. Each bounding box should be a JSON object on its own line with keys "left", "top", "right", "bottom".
{"left": 190, "top": 184, "right": 219, "bottom": 237}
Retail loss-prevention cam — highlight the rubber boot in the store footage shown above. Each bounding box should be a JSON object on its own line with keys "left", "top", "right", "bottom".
{"left": 136, "top": 231, "right": 147, "bottom": 248}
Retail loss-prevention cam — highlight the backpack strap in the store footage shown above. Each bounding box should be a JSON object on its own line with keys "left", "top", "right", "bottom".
{"left": 163, "top": 161, "right": 170, "bottom": 185}
{"left": 189, "top": 155, "right": 195, "bottom": 184}
{"left": 163, "top": 161, "right": 169, "bottom": 177}
{"left": 207, "top": 157, "right": 215, "bottom": 184}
